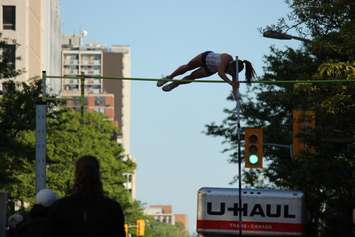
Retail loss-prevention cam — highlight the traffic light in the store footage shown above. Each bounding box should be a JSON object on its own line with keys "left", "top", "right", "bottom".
{"left": 244, "top": 128, "right": 263, "bottom": 168}
{"left": 136, "top": 219, "right": 145, "bottom": 236}
{"left": 292, "top": 110, "right": 315, "bottom": 157}
{"left": 124, "top": 224, "right": 128, "bottom": 237}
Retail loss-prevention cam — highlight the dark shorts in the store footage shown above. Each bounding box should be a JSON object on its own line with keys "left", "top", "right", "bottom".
{"left": 201, "top": 51, "right": 214, "bottom": 75}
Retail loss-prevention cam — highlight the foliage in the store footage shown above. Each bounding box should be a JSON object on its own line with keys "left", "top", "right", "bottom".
{"left": 0, "top": 32, "right": 146, "bottom": 226}
{"left": 205, "top": 0, "right": 355, "bottom": 236}
{"left": 0, "top": 33, "right": 23, "bottom": 79}
{"left": 0, "top": 78, "right": 143, "bottom": 221}
{"left": 0, "top": 80, "right": 57, "bottom": 201}
{"left": 318, "top": 61, "right": 355, "bottom": 80}
{"left": 143, "top": 217, "right": 190, "bottom": 237}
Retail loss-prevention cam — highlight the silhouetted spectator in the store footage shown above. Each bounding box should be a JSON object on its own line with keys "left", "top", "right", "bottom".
{"left": 7, "top": 213, "right": 23, "bottom": 237}
{"left": 48, "top": 155, "right": 125, "bottom": 237}
{"left": 16, "top": 189, "right": 58, "bottom": 237}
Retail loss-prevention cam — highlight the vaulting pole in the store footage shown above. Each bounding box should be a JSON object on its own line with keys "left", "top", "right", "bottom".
{"left": 234, "top": 56, "right": 243, "bottom": 236}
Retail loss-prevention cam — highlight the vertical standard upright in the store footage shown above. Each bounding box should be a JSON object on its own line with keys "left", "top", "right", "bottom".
{"left": 80, "top": 72, "right": 85, "bottom": 120}
{"left": 35, "top": 71, "right": 47, "bottom": 192}
{"left": 0, "top": 191, "right": 7, "bottom": 237}
{"left": 235, "top": 56, "right": 243, "bottom": 236}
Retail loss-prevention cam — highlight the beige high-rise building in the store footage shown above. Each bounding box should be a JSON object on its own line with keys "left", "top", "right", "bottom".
{"left": 0, "top": 0, "right": 61, "bottom": 93}
{"left": 61, "top": 34, "right": 136, "bottom": 198}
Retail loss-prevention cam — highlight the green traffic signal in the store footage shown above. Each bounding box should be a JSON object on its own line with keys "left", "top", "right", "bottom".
{"left": 249, "top": 144, "right": 259, "bottom": 164}
{"left": 249, "top": 154, "right": 258, "bottom": 164}
{"left": 244, "top": 128, "right": 263, "bottom": 168}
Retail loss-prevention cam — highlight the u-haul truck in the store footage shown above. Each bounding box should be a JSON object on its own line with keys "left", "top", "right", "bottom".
{"left": 197, "top": 187, "right": 305, "bottom": 236}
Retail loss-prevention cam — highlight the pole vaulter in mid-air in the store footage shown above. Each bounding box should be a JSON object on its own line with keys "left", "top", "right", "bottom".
{"left": 157, "top": 51, "right": 253, "bottom": 236}
{"left": 156, "top": 51, "right": 256, "bottom": 97}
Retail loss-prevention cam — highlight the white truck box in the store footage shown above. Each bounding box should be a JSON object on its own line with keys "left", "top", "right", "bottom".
{"left": 197, "top": 187, "right": 305, "bottom": 236}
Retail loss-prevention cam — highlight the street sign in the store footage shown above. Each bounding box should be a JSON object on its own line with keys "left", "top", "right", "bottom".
{"left": 197, "top": 187, "right": 305, "bottom": 236}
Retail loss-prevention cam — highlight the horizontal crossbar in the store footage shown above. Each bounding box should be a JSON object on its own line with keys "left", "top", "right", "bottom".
{"left": 45, "top": 75, "right": 355, "bottom": 84}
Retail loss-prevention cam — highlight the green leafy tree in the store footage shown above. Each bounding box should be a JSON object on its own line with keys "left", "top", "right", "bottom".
{"left": 0, "top": 79, "right": 143, "bottom": 220}
{"left": 0, "top": 33, "right": 144, "bottom": 220}
{"left": 0, "top": 80, "right": 57, "bottom": 207}
{"left": 144, "top": 217, "right": 190, "bottom": 237}
{"left": 206, "top": 1, "right": 355, "bottom": 236}
{"left": 318, "top": 61, "right": 355, "bottom": 80}
{"left": 0, "top": 33, "right": 43, "bottom": 203}
{"left": 0, "top": 33, "right": 23, "bottom": 79}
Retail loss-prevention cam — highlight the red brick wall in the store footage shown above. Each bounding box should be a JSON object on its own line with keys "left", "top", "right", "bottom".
{"left": 105, "top": 108, "right": 114, "bottom": 120}
{"left": 87, "top": 96, "right": 95, "bottom": 107}
{"left": 105, "top": 96, "right": 114, "bottom": 107}
{"left": 174, "top": 214, "right": 188, "bottom": 230}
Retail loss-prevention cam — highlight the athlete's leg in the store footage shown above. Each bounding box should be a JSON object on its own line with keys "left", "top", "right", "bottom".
{"left": 157, "top": 52, "right": 207, "bottom": 87}
{"left": 162, "top": 67, "right": 213, "bottom": 92}
{"left": 168, "top": 53, "right": 205, "bottom": 78}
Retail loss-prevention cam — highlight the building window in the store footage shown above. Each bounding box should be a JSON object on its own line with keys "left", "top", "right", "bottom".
{"left": 73, "top": 97, "right": 82, "bottom": 106}
{"left": 3, "top": 44, "right": 16, "bottom": 70}
{"left": 94, "top": 107, "right": 105, "bottom": 113}
{"left": 3, "top": 6, "right": 16, "bottom": 30}
{"left": 95, "top": 96, "right": 105, "bottom": 106}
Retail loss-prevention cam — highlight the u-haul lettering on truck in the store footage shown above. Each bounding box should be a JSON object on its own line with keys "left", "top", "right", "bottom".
{"left": 207, "top": 202, "right": 296, "bottom": 218}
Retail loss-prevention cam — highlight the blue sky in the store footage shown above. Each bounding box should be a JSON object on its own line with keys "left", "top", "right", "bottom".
{"left": 61, "top": 0, "right": 300, "bottom": 234}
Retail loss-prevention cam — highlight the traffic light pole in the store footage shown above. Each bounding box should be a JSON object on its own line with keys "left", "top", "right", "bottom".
{"left": 234, "top": 56, "right": 243, "bottom": 236}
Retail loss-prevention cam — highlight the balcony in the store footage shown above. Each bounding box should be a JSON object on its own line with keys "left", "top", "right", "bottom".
{"left": 64, "top": 60, "right": 79, "bottom": 65}
{"left": 63, "top": 69, "right": 79, "bottom": 75}
{"left": 93, "top": 60, "right": 101, "bottom": 65}
{"left": 82, "top": 70, "right": 101, "bottom": 75}
{"left": 64, "top": 79, "right": 79, "bottom": 85}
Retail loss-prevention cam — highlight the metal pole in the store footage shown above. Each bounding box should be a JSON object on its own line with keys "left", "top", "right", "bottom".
{"left": 0, "top": 191, "right": 7, "bottom": 237}
{"left": 35, "top": 71, "right": 47, "bottom": 192}
{"left": 80, "top": 72, "right": 85, "bottom": 122}
{"left": 235, "top": 56, "right": 243, "bottom": 236}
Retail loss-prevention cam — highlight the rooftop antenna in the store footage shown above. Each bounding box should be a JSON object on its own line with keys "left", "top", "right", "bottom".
{"left": 80, "top": 29, "right": 88, "bottom": 46}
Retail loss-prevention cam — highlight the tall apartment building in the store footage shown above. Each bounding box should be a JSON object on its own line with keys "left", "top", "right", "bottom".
{"left": 102, "top": 45, "right": 131, "bottom": 153}
{"left": 0, "top": 0, "right": 61, "bottom": 94}
{"left": 61, "top": 37, "right": 114, "bottom": 119}
{"left": 61, "top": 35, "right": 136, "bottom": 198}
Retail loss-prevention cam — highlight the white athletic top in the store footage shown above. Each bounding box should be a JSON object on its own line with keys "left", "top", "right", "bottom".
{"left": 205, "top": 52, "right": 221, "bottom": 73}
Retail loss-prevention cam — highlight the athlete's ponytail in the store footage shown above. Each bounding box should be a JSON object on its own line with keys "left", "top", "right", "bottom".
{"left": 236, "top": 60, "right": 256, "bottom": 84}
{"left": 242, "top": 60, "right": 256, "bottom": 84}
{"left": 229, "top": 59, "right": 256, "bottom": 84}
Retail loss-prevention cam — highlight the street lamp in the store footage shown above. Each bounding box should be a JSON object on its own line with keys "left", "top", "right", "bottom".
{"left": 263, "top": 30, "right": 311, "bottom": 43}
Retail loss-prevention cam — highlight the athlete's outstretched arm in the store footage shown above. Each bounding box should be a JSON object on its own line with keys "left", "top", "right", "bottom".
{"left": 217, "top": 54, "right": 233, "bottom": 84}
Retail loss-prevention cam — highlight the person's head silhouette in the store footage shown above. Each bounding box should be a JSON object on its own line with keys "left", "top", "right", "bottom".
{"left": 73, "top": 155, "right": 103, "bottom": 197}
